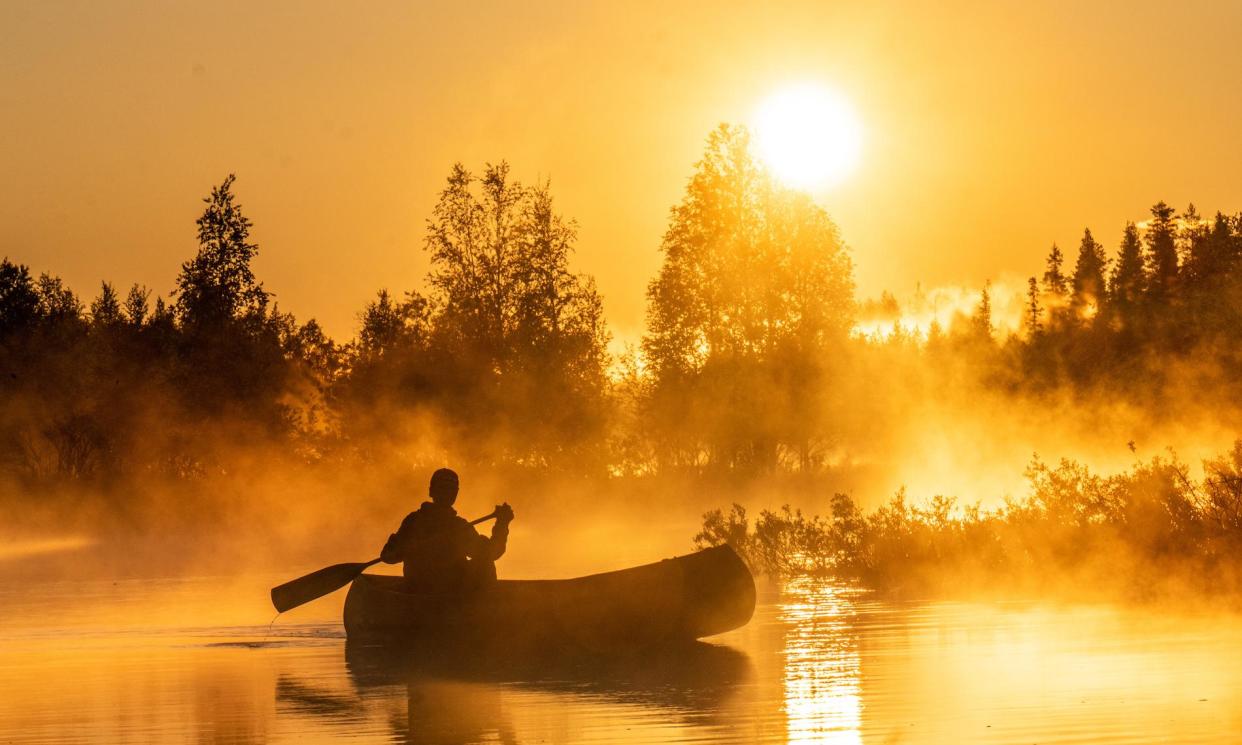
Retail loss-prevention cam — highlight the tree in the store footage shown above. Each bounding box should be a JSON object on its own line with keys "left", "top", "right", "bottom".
{"left": 355, "top": 289, "right": 431, "bottom": 362}
{"left": 35, "top": 274, "right": 82, "bottom": 323}
{"left": 419, "top": 162, "right": 609, "bottom": 465}
{"left": 1110, "top": 222, "right": 1145, "bottom": 310}
{"left": 1042, "top": 243, "right": 1068, "bottom": 297}
{"left": 645, "top": 125, "right": 854, "bottom": 373}
{"left": 89, "top": 282, "right": 123, "bottom": 327}
{"left": 1024, "top": 276, "right": 1043, "bottom": 336}
{"left": 174, "top": 174, "right": 269, "bottom": 330}
{"left": 1144, "top": 201, "right": 1178, "bottom": 299}
{"left": 151, "top": 297, "right": 174, "bottom": 329}
{"left": 284, "top": 317, "right": 341, "bottom": 381}
{"left": 642, "top": 124, "right": 855, "bottom": 470}
{"left": 1070, "top": 228, "right": 1108, "bottom": 319}
{"left": 972, "top": 282, "right": 994, "bottom": 338}
{"left": 0, "top": 259, "right": 39, "bottom": 338}
{"left": 168, "top": 175, "right": 291, "bottom": 428}
{"left": 123, "top": 284, "right": 150, "bottom": 327}
{"left": 1184, "top": 211, "right": 1235, "bottom": 288}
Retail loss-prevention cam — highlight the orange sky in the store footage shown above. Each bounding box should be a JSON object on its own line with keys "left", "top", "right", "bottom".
{"left": 4, "top": 0, "right": 1241, "bottom": 342}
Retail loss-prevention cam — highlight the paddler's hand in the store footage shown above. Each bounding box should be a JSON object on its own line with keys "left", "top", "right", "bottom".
{"left": 494, "top": 502, "right": 514, "bottom": 524}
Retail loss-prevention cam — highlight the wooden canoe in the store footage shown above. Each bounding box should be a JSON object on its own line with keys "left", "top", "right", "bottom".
{"left": 342, "top": 545, "right": 755, "bottom": 650}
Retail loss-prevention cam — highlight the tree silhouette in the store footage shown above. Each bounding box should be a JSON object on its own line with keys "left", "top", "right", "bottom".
{"left": 122, "top": 284, "right": 150, "bottom": 327}
{"left": 407, "top": 162, "right": 609, "bottom": 466}
{"left": 1070, "top": 228, "right": 1107, "bottom": 320}
{"left": 8, "top": 156, "right": 1242, "bottom": 517}
{"left": 972, "top": 282, "right": 993, "bottom": 338}
{"left": 90, "top": 282, "right": 123, "bottom": 327}
{"left": 175, "top": 174, "right": 268, "bottom": 331}
{"left": 1110, "top": 222, "right": 1145, "bottom": 312}
{"left": 1144, "top": 202, "right": 1178, "bottom": 300}
{"left": 1184, "top": 211, "right": 1235, "bottom": 288}
{"left": 0, "top": 259, "right": 39, "bottom": 338}
{"left": 1024, "top": 277, "right": 1043, "bottom": 336}
{"left": 1042, "top": 243, "right": 1068, "bottom": 297}
{"left": 165, "top": 175, "right": 291, "bottom": 429}
{"left": 35, "top": 274, "right": 82, "bottom": 324}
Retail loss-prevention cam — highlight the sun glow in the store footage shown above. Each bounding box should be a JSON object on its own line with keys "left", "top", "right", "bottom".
{"left": 753, "top": 83, "right": 863, "bottom": 191}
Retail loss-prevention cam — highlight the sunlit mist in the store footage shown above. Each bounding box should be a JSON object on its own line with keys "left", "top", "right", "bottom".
{"left": 753, "top": 83, "right": 863, "bottom": 190}
{"left": 7, "top": 3, "right": 1242, "bottom": 744}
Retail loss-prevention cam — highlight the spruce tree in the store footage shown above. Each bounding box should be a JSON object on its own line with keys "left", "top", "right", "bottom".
{"left": 1070, "top": 228, "right": 1108, "bottom": 318}
{"left": 1025, "top": 276, "right": 1043, "bottom": 336}
{"left": 1144, "top": 202, "right": 1178, "bottom": 300}
{"left": 1110, "top": 222, "right": 1145, "bottom": 309}
{"left": 972, "top": 282, "right": 994, "bottom": 338}
{"left": 1042, "top": 243, "right": 1068, "bottom": 297}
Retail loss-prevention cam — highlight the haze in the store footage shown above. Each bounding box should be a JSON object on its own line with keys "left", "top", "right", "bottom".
{"left": 5, "top": 0, "right": 1242, "bottom": 341}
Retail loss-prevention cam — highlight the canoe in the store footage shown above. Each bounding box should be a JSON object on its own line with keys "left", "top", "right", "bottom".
{"left": 342, "top": 545, "right": 755, "bottom": 650}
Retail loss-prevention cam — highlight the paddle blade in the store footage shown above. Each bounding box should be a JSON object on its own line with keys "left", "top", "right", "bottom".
{"left": 271, "top": 560, "right": 375, "bottom": 613}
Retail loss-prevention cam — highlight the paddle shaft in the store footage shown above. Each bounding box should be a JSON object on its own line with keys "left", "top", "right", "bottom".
{"left": 269, "top": 510, "right": 500, "bottom": 613}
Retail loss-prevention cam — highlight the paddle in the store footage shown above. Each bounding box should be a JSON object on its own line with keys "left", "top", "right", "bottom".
{"left": 269, "top": 510, "right": 498, "bottom": 613}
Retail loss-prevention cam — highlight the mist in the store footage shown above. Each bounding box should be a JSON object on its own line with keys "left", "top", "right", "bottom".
{"left": 4, "top": 132, "right": 1242, "bottom": 609}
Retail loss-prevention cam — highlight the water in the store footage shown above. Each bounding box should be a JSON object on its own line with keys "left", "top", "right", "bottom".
{"left": 2, "top": 574, "right": 1240, "bottom": 743}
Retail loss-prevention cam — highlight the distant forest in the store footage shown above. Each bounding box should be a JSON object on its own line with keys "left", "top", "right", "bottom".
{"left": 4, "top": 123, "right": 1242, "bottom": 502}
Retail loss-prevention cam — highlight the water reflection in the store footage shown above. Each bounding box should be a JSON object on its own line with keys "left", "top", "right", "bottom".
{"left": 779, "top": 579, "right": 863, "bottom": 745}
{"left": 266, "top": 639, "right": 754, "bottom": 743}
{"left": 6, "top": 573, "right": 1242, "bottom": 743}
{"left": 334, "top": 639, "right": 753, "bottom": 742}
{"left": 344, "top": 637, "right": 751, "bottom": 699}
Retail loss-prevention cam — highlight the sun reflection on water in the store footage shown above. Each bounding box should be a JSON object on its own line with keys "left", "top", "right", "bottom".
{"left": 779, "top": 578, "right": 865, "bottom": 745}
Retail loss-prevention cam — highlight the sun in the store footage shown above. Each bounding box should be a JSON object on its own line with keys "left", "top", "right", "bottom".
{"left": 753, "top": 83, "right": 864, "bottom": 191}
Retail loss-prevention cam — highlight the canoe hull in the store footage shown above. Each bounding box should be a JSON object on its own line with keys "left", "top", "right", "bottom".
{"left": 343, "top": 545, "right": 755, "bottom": 650}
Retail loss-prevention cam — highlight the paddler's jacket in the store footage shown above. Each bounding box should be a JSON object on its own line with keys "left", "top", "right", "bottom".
{"left": 380, "top": 501, "right": 509, "bottom": 593}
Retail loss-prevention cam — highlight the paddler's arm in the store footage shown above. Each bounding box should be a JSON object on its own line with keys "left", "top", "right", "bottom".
{"left": 471, "top": 503, "right": 513, "bottom": 561}
{"left": 380, "top": 513, "right": 416, "bottom": 564}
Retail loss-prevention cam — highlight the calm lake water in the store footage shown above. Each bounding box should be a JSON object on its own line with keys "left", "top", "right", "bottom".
{"left": 2, "top": 572, "right": 1241, "bottom": 743}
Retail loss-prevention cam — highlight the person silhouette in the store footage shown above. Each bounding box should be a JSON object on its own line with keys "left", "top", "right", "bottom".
{"left": 380, "top": 468, "right": 514, "bottom": 593}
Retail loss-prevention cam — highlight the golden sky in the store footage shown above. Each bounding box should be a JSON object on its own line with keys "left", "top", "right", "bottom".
{"left": 4, "top": 0, "right": 1241, "bottom": 342}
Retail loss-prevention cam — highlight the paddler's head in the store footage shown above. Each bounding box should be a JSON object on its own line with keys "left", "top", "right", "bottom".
{"left": 429, "top": 468, "right": 460, "bottom": 506}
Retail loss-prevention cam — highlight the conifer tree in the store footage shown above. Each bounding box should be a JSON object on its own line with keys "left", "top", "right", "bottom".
{"left": 1110, "top": 222, "right": 1145, "bottom": 309}
{"left": 1042, "top": 243, "right": 1068, "bottom": 297}
{"left": 1070, "top": 228, "right": 1108, "bottom": 318}
{"left": 972, "top": 282, "right": 993, "bottom": 338}
{"left": 1185, "top": 211, "right": 1235, "bottom": 287}
{"left": 1024, "top": 276, "right": 1043, "bottom": 336}
{"left": 1144, "top": 202, "right": 1178, "bottom": 299}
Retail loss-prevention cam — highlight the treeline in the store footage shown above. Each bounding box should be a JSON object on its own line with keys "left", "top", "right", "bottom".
{"left": 950, "top": 202, "right": 1242, "bottom": 396}
{"left": 0, "top": 165, "right": 610, "bottom": 489}
{"left": 696, "top": 442, "right": 1242, "bottom": 600}
{"left": 0, "top": 124, "right": 861, "bottom": 496}
{"left": 5, "top": 122, "right": 1242, "bottom": 509}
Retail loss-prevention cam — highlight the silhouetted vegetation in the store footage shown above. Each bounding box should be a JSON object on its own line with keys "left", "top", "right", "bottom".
{"left": 1002, "top": 202, "right": 1242, "bottom": 401}
{"left": 340, "top": 163, "right": 609, "bottom": 469}
{"left": 696, "top": 443, "right": 1242, "bottom": 599}
{"left": 6, "top": 124, "right": 1242, "bottom": 592}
